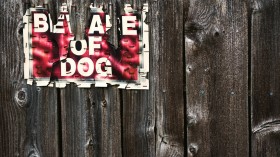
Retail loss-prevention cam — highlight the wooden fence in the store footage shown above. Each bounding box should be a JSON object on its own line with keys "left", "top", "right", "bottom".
{"left": 0, "top": 0, "right": 279, "bottom": 156}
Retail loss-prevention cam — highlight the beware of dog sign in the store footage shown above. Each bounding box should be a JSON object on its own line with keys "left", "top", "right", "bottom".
{"left": 23, "top": 3, "right": 149, "bottom": 89}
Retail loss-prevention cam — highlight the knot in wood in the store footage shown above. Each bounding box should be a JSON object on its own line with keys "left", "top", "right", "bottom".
{"left": 18, "top": 24, "right": 24, "bottom": 36}
{"left": 184, "top": 22, "right": 203, "bottom": 41}
{"left": 188, "top": 143, "right": 198, "bottom": 155}
{"left": 214, "top": 31, "right": 219, "bottom": 37}
{"left": 102, "top": 99, "right": 107, "bottom": 107}
{"left": 186, "top": 65, "right": 193, "bottom": 74}
{"left": 15, "top": 88, "right": 28, "bottom": 107}
{"left": 16, "top": 22, "right": 24, "bottom": 42}
{"left": 187, "top": 114, "right": 197, "bottom": 126}
{"left": 18, "top": 91, "right": 26, "bottom": 100}
{"left": 27, "top": 148, "right": 40, "bottom": 157}
{"left": 87, "top": 138, "right": 94, "bottom": 146}
{"left": 252, "top": 1, "right": 263, "bottom": 14}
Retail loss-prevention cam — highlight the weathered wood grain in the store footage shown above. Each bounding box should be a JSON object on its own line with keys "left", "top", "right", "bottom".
{"left": 89, "top": 87, "right": 122, "bottom": 157}
{"left": 0, "top": 2, "right": 25, "bottom": 156}
{"left": 251, "top": 0, "right": 280, "bottom": 156}
{"left": 0, "top": 0, "right": 60, "bottom": 156}
{"left": 61, "top": 84, "right": 89, "bottom": 157}
{"left": 60, "top": 0, "right": 122, "bottom": 156}
{"left": 152, "top": 0, "right": 185, "bottom": 156}
{"left": 119, "top": 1, "right": 155, "bottom": 157}
{"left": 122, "top": 90, "right": 155, "bottom": 157}
{"left": 59, "top": 1, "right": 94, "bottom": 156}
{"left": 24, "top": 86, "right": 60, "bottom": 157}
{"left": 4, "top": 0, "right": 276, "bottom": 157}
{"left": 185, "top": 0, "right": 249, "bottom": 156}
{"left": 61, "top": 86, "right": 122, "bottom": 157}
{"left": 94, "top": 1, "right": 122, "bottom": 156}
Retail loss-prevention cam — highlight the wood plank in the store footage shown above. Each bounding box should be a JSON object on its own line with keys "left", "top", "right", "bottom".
{"left": 60, "top": 0, "right": 95, "bottom": 156}
{"left": 0, "top": 0, "right": 60, "bottom": 156}
{"left": 25, "top": 1, "right": 61, "bottom": 156}
{"left": 121, "top": 0, "right": 185, "bottom": 157}
{"left": 251, "top": 0, "right": 280, "bottom": 156}
{"left": 121, "top": 1, "right": 185, "bottom": 156}
{"left": 120, "top": 1, "right": 156, "bottom": 157}
{"left": 0, "top": 2, "right": 25, "bottom": 156}
{"left": 151, "top": 0, "right": 185, "bottom": 156}
{"left": 24, "top": 86, "right": 60, "bottom": 157}
{"left": 61, "top": 86, "right": 122, "bottom": 157}
{"left": 89, "top": 87, "right": 122, "bottom": 157}
{"left": 94, "top": 1, "right": 122, "bottom": 156}
{"left": 61, "top": 85, "right": 89, "bottom": 157}
{"left": 122, "top": 90, "right": 155, "bottom": 157}
{"left": 60, "top": 0, "right": 122, "bottom": 156}
{"left": 185, "top": 0, "right": 249, "bottom": 156}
